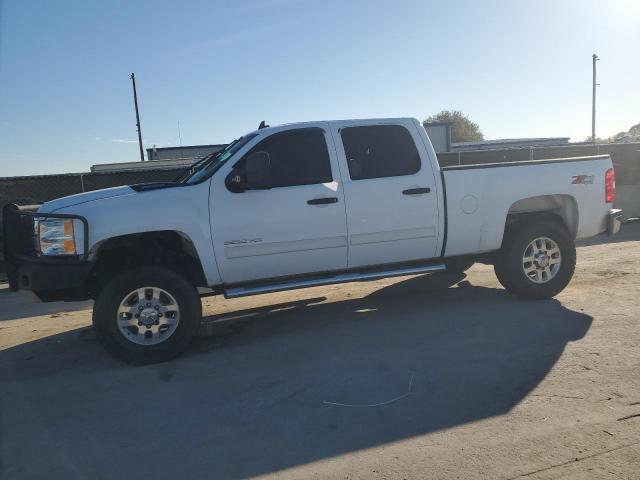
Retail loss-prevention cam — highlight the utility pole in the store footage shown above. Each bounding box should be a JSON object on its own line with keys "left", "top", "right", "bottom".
{"left": 591, "top": 54, "right": 599, "bottom": 143}
{"left": 130, "top": 72, "right": 145, "bottom": 161}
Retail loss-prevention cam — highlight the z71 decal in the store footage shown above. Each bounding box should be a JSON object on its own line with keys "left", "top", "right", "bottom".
{"left": 571, "top": 175, "right": 594, "bottom": 185}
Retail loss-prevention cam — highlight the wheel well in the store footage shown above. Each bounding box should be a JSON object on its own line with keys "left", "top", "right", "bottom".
{"left": 86, "top": 231, "right": 207, "bottom": 298}
{"left": 505, "top": 194, "right": 578, "bottom": 240}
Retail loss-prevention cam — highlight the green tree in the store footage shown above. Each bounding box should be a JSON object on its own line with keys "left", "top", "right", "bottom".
{"left": 423, "top": 110, "right": 484, "bottom": 143}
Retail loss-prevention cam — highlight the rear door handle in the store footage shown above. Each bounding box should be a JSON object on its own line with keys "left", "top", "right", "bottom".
{"left": 402, "top": 187, "right": 431, "bottom": 195}
{"left": 307, "top": 197, "right": 338, "bottom": 205}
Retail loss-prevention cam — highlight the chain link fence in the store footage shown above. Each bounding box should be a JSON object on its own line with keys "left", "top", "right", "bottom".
{"left": 0, "top": 167, "right": 186, "bottom": 208}
{"left": 437, "top": 142, "right": 640, "bottom": 187}
{"left": 0, "top": 166, "right": 186, "bottom": 271}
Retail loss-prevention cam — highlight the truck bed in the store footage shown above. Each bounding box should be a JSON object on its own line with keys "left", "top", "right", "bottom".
{"left": 440, "top": 154, "right": 613, "bottom": 257}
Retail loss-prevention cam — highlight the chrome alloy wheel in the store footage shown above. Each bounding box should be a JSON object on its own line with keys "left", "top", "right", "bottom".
{"left": 116, "top": 287, "right": 180, "bottom": 345}
{"left": 522, "top": 237, "right": 562, "bottom": 284}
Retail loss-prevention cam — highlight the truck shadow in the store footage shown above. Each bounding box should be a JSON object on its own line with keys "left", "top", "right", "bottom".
{"left": 0, "top": 283, "right": 93, "bottom": 321}
{"left": 1, "top": 274, "right": 592, "bottom": 480}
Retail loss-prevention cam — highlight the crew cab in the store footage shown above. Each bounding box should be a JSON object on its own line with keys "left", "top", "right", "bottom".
{"left": 3, "top": 118, "right": 622, "bottom": 363}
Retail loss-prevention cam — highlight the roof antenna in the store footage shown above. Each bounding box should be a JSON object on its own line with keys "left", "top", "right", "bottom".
{"left": 258, "top": 120, "right": 269, "bottom": 129}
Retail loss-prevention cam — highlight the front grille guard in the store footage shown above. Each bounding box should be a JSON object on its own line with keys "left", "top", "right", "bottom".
{"left": 2, "top": 204, "right": 89, "bottom": 290}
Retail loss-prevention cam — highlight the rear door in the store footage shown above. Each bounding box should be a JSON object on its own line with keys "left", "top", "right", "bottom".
{"left": 330, "top": 119, "right": 440, "bottom": 267}
{"left": 210, "top": 125, "right": 348, "bottom": 284}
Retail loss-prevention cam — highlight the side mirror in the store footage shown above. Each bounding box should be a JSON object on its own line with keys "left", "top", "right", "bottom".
{"left": 226, "top": 171, "right": 247, "bottom": 193}
{"left": 226, "top": 151, "right": 272, "bottom": 193}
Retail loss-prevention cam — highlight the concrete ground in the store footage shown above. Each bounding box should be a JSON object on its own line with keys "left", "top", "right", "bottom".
{"left": 1, "top": 224, "right": 640, "bottom": 480}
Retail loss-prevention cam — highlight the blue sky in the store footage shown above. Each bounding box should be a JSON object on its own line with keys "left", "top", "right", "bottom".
{"left": 0, "top": 0, "right": 638, "bottom": 177}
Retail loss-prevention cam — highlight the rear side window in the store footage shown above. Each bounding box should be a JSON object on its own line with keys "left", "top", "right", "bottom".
{"left": 340, "top": 125, "right": 421, "bottom": 180}
{"left": 242, "top": 128, "right": 332, "bottom": 188}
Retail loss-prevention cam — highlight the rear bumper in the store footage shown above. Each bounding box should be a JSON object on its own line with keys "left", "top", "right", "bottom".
{"left": 607, "top": 209, "right": 623, "bottom": 236}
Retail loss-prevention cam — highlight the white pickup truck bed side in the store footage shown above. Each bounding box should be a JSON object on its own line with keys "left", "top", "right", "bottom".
{"left": 441, "top": 156, "right": 613, "bottom": 257}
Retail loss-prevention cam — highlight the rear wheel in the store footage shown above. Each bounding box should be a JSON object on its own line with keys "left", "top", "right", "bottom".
{"left": 93, "top": 266, "right": 202, "bottom": 364}
{"left": 494, "top": 220, "right": 576, "bottom": 299}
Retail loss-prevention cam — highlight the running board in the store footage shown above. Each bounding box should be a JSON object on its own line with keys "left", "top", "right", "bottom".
{"left": 223, "top": 263, "right": 446, "bottom": 299}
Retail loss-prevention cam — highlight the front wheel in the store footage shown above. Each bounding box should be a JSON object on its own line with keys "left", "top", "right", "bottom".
{"left": 93, "top": 266, "right": 202, "bottom": 364}
{"left": 494, "top": 220, "right": 576, "bottom": 299}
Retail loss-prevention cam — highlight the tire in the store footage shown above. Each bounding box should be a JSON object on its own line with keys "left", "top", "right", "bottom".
{"left": 93, "top": 266, "right": 202, "bottom": 364}
{"left": 444, "top": 257, "right": 475, "bottom": 274}
{"left": 493, "top": 220, "right": 576, "bottom": 300}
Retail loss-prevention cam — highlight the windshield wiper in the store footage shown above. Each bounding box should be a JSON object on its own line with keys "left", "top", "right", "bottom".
{"left": 176, "top": 139, "right": 242, "bottom": 184}
{"left": 174, "top": 150, "right": 223, "bottom": 183}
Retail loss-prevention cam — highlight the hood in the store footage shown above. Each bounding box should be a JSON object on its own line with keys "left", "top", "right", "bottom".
{"left": 38, "top": 185, "right": 136, "bottom": 213}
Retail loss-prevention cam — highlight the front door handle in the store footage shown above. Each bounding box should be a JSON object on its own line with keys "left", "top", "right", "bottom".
{"left": 402, "top": 187, "right": 431, "bottom": 195}
{"left": 307, "top": 197, "right": 338, "bottom": 205}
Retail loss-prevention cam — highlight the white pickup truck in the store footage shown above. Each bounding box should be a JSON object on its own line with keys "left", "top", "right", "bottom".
{"left": 3, "top": 118, "right": 622, "bottom": 363}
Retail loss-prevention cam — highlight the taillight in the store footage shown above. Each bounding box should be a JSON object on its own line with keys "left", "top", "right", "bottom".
{"left": 605, "top": 168, "right": 616, "bottom": 203}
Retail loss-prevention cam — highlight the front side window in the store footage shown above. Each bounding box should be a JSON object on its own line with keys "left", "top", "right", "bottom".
{"left": 340, "top": 125, "right": 421, "bottom": 180}
{"left": 237, "top": 128, "right": 332, "bottom": 188}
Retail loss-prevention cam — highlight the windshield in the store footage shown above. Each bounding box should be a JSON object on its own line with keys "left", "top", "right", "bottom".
{"left": 180, "top": 132, "right": 259, "bottom": 185}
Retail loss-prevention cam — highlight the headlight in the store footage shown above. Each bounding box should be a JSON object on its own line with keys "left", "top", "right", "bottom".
{"left": 36, "top": 219, "right": 78, "bottom": 256}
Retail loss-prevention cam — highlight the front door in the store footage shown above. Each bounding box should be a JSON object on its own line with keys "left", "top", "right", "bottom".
{"left": 330, "top": 120, "right": 441, "bottom": 268}
{"left": 210, "top": 125, "right": 348, "bottom": 284}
